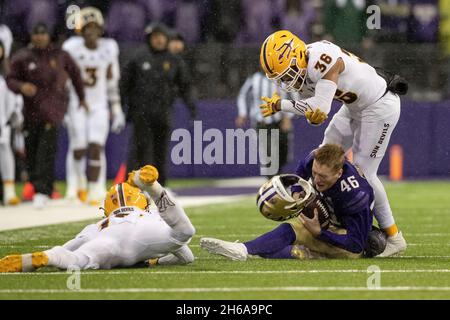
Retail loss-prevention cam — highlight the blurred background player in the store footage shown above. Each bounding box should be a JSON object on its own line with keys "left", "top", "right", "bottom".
{"left": 0, "top": 40, "right": 22, "bottom": 206}
{"left": 121, "top": 23, "right": 196, "bottom": 186}
{"left": 6, "top": 22, "right": 86, "bottom": 209}
{"left": 0, "top": 165, "right": 196, "bottom": 272}
{"left": 259, "top": 30, "right": 407, "bottom": 257}
{"left": 63, "top": 7, "right": 125, "bottom": 205}
{"left": 236, "top": 70, "right": 293, "bottom": 177}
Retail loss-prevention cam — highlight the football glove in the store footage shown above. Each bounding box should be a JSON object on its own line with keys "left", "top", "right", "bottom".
{"left": 144, "top": 258, "right": 159, "bottom": 267}
{"left": 111, "top": 103, "right": 125, "bottom": 134}
{"left": 260, "top": 92, "right": 281, "bottom": 117}
{"left": 8, "top": 110, "right": 24, "bottom": 130}
{"left": 127, "top": 165, "right": 159, "bottom": 188}
{"left": 305, "top": 108, "right": 328, "bottom": 126}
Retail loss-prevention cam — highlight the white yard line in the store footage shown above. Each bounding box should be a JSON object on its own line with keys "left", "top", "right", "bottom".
{"left": 1, "top": 269, "right": 450, "bottom": 276}
{"left": 0, "top": 286, "right": 450, "bottom": 293}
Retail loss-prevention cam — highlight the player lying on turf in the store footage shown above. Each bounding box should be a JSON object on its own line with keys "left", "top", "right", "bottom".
{"left": 201, "top": 144, "right": 387, "bottom": 260}
{"left": 0, "top": 165, "right": 195, "bottom": 272}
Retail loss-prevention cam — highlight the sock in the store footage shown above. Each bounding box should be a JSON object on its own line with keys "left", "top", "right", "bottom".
{"left": 19, "top": 252, "right": 49, "bottom": 272}
{"left": 74, "top": 158, "right": 87, "bottom": 190}
{"left": 65, "top": 149, "right": 77, "bottom": 197}
{"left": 3, "top": 181, "right": 17, "bottom": 200}
{"left": 244, "top": 223, "right": 296, "bottom": 256}
{"left": 384, "top": 224, "right": 399, "bottom": 237}
{"left": 0, "top": 143, "right": 15, "bottom": 181}
{"left": 88, "top": 181, "right": 102, "bottom": 201}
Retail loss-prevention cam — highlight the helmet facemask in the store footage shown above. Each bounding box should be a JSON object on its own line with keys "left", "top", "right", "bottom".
{"left": 270, "top": 58, "right": 308, "bottom": 92}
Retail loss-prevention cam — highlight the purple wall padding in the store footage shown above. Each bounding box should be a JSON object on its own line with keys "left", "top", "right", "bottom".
{"left": 55, "top": 99, "right": 450, "bottom": 179}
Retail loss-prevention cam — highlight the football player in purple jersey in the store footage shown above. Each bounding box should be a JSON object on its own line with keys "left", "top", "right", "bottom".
{"left": 200, "top": 144, "right": 385, "bottom": 260}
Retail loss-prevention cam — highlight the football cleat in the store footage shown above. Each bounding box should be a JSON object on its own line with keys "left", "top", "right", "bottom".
{"left": 33, "top": 193, "right": 49, "bottom": 210}
{"left": 6, "top": 196, "right": 21, "bottom": 206}
{"left": 0, "top": 252, "right": 48, "bottom": 273}
{"left": 376, "top": 231, "right": 407, "bottom": 257}
{"left": 145, "top": 258, "right": 159, "bottom": 267}
{"left": 200, "top": 238, "right": 248, "bottom": 261}
{"left": 77, "top": 189, "right": 88, "bottom": 203}
{"left": 0, "top": 252, "right": 49, "bottom": 273}
{"left": 0, "top": 255, "right": 22, "bottom": 273}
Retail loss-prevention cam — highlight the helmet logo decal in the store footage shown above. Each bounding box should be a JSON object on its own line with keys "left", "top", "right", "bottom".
{"left": 276, "top": 39, "right": 295, "bottom": 61}
{"left": 155, "top": 191, "right": 175, "bottom": 212}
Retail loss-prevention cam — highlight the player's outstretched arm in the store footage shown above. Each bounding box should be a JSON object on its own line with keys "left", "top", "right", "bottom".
{"left": 279, "top": 58, "right": 344, "bottom": 126}
{"left": 127, "top": 165, "right": 196, "bottom": 243}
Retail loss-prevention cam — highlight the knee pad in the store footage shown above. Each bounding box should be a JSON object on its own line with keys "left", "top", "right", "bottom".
{"left": 73, "top": 149, "right": 87, "bottom": 161}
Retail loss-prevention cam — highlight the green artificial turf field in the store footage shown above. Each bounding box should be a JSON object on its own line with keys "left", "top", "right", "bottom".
{"left": 0, "top": 181, "right": 449, "bottom": 300}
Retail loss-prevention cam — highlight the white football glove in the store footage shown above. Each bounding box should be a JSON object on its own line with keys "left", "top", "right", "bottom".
{"left": 8, "top": 110, "right": 24, "bottom": 130}
{"left": 13, "top": 130, "right": 25, "bottom": 153}
{"left": 111, "top": 103, "right": 125, "bottom": 134}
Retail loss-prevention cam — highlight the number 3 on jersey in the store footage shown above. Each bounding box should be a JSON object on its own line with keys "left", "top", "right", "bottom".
{"left": 341, "top": 175, "right": 360, "bottom": 192}
{"left": 314, "top": 54, "right": 332, "bottom": 73}
{"left": 84, "top": 67, "right": 98, "bottom": 87}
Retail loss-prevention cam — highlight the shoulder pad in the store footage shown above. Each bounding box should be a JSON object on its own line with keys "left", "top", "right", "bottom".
{"left": 307, "top": 41, "right": 342, "bottom": 83}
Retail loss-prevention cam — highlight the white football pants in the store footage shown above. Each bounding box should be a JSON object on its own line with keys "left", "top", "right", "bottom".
{"left": 322, "top": 91, "right": 401, "bottom": 229}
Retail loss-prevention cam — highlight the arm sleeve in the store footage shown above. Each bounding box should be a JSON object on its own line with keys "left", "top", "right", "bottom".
{"left": 237, "top": 77, "right": 252, "bottom": 117}
{"left": 63, "top": 51, "right": 85, "bottom": 101}
{"left": 280, "top": 79, "right": 337, "bottom": 116}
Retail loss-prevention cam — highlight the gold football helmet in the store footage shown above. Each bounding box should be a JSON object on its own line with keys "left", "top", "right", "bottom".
{"left": 103, "top": 183, "right": 148, "bottom": 217}
{"left": 260, "top": 30, "right": 308, "bottom": 92}
{"left": 257, "top": 174, "right": 316, "bottom": 221}
{"left": 75, "top": 6, "right": 104, "bottom": 32}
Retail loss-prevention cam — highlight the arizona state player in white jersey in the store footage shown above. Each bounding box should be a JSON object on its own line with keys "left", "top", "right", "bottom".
{"left": 63, "top": 7, "right": 125, "bottom": 205}
{"left": 259, "top": 30, "right": 407, "bottom": 257}
{"left": 0, "top": 165, "right": 195, "bottom": 272}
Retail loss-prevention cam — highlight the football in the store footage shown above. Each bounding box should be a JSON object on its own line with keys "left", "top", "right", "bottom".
{"left": 364, "top": 227, "right": 388, "bottom": 257}
{"left": 301, "top": 196, "right": 331, "bottom": 229}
